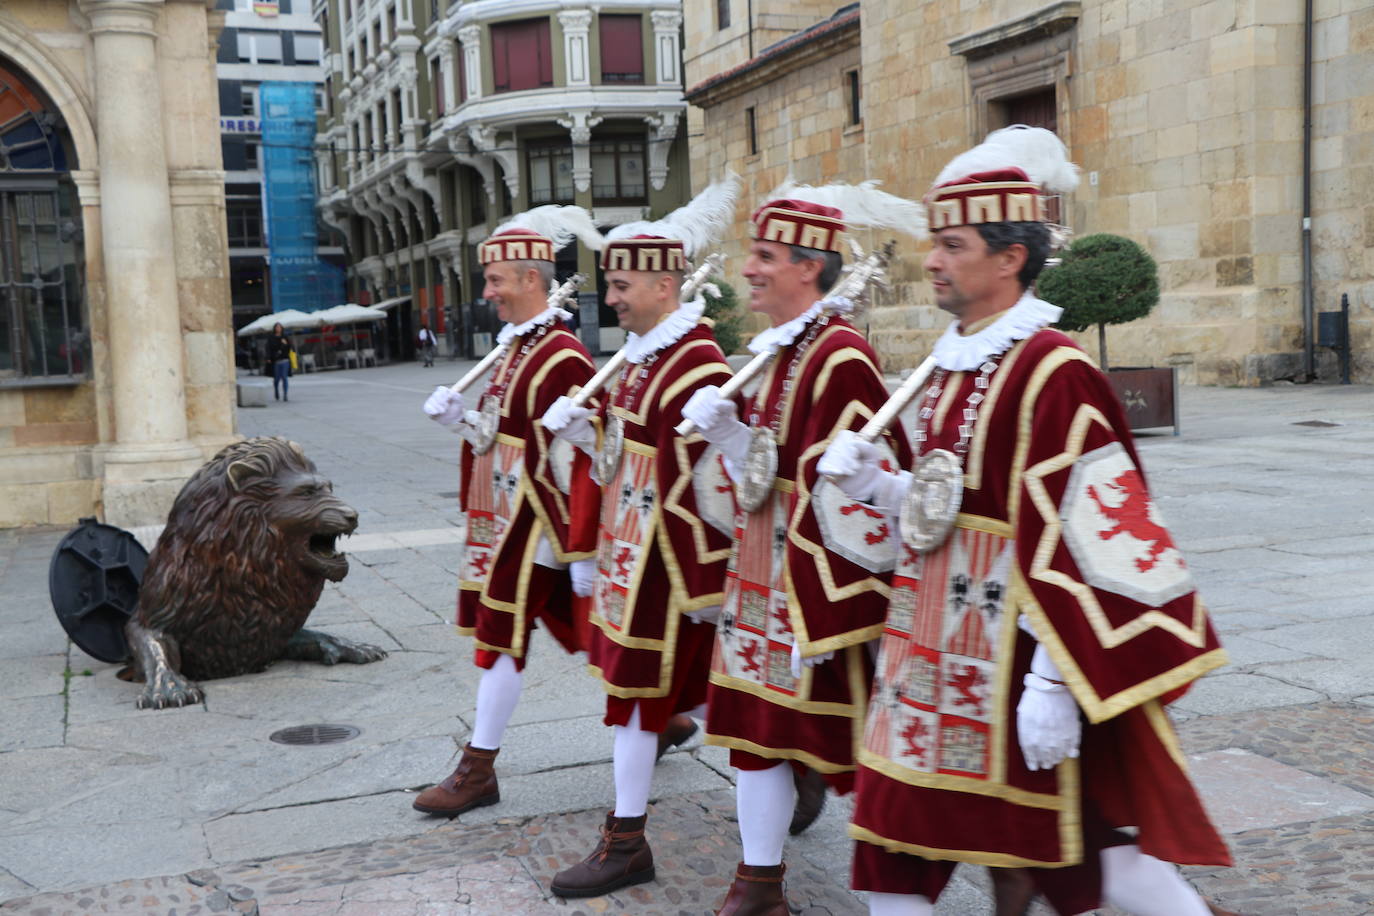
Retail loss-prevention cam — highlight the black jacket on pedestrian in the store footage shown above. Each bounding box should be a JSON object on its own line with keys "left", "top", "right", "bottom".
{"left": 267, "top": 334, "right": 294, "bottom": 363}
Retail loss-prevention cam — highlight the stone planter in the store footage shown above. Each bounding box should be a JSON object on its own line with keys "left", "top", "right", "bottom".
{"left": 1106, "top": 366, "right": 1179, "bottom": 434}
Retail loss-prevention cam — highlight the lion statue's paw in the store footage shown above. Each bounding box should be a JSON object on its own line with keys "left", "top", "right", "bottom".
{"left": 284, "top": 628, "right": 388, "bottom": 666}
{"left": 136, "top": 671, "right": 206, "bottom": 710}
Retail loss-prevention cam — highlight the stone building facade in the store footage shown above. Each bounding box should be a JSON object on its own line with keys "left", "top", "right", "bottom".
{"left": 313, "top": 0, "right": 691, "bottom": 359}
{"left": 0, "top": 1, "right": 237, "bottom": 528}
{"left": 684, "top": 0, "right": 1374, "bottom": 384}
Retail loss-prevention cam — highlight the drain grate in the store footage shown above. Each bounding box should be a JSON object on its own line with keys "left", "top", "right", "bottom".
{"left": 437, "top": 491, "right": 460, "bottom": 499}
{"left": 269, "top": 724, "right": 360, "bottom": 746}
{"left": 1293, "top": 420, "right": 1341, "bottom": 428}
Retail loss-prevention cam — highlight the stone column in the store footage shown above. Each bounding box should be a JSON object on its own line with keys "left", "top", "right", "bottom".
{"left": 438, "top": 39, "right": 456, "bottom": 115}
{"left": 81, "top": 0, "right": 204, "bottom": 526}
{"left": 651, "top": 11, "right": 683, "bottom": 86}
{"left": 458, "top": 25, "right": 482, "bottom": 102}
{"left": 559, "top": 10, "right": 593, "bottom": 87}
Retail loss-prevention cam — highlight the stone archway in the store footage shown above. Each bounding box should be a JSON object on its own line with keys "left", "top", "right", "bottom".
{"left": 0, "top": 61, "right": 87, "bottom": 382}
{"left": 0, "top": 24, "right": 97, "bottom": 172}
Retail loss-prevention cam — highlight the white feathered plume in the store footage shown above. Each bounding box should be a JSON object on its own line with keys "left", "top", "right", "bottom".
{"left": 494, "top": 204, "right": 605, "bottom": 252}
{"left": 604, "top": 172, "right": 741, "bottom": 258}
{"left": 932, "top": 125, "right": 1080, "bottom": 194}
{"left": 769, "top": 177, "right": 926, "bottom": 239}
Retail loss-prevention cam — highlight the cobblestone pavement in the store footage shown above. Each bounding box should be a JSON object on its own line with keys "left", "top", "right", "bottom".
{"left": 4, "top": 362, "right": 1373, "bottom": 915}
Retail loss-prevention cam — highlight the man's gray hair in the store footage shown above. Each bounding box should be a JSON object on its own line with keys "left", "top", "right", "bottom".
{"left": 509, "top": 259, "right": 557, "bottom": 290}
{"left": 787, "top": 245, "right": 843, "bottom": 293}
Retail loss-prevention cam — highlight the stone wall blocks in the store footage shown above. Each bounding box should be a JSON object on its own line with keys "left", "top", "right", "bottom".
{"left": 1192, "top": 0, "right": 1240, "bottom": 40}
{"left": 0, "top": 483, "right": 50, "bottom": 528}
{"left": 1343, "top": 131, "right": 1374, "bottom": 165}
{"left": 1322, "top": 52, "right": 1374, "bottom": 104}
{"left": 1252, "top": 212, "right": 1300, "bottom": 255}
{"left": 47, "top": 479, "right": 100, "bottom": 527}
{"left": 1146, "top": 223, "right": 1201, "bottom": 262}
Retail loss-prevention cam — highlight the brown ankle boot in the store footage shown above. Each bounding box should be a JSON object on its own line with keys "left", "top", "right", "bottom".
{"left": 989, "top": 867, "right": 1034, "bottom": 916}
{"left": 789, "top": 766, "right": 827, "bottom": 835}
{"left": 655, "top": 714, "right": 699, "bottom": 761}
{"left": 412, "top": 744, "right": 499, "bottom": 816}
{"left": 550, "top": 812, "right": 655, "bottom": 898}
{"left": 716, "top": 862, "right": 787, "bottom": 916}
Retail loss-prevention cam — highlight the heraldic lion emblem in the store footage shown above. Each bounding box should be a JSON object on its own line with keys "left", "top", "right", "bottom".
{"left": 122, "top": 436, "right": 387, "bottom": 709}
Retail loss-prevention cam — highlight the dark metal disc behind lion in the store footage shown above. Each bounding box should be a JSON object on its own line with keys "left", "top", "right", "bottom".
{"left": 49, "top": 517, "right": 148, "bottom": 662}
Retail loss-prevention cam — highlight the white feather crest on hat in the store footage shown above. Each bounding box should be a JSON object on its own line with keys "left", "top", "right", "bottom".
{"left": 769, "top": 177, "right": 927, "bottom": 239}
{"left": 493, "top": 204, "right": 605, "bottom": 252}
{"left": 932, "top": 125, "right": 1080, "bottom": 195}
{"left": 604, "top": 172, "right": 741, "bottom": 258}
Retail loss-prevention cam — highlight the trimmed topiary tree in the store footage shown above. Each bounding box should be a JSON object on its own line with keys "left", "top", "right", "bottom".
{"left": 703, "top": 281, "right": 745, "bottom": 356}
{"left": 1037, "top": 233, "right": 1159, "bottom": 369}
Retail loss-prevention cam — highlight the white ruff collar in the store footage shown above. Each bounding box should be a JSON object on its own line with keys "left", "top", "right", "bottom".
{"left": 624, "top": 296, "right": 706, "bottom": 364}
{"left": 930, "top": 291, "right": 1062, "bottom": 370}
{"left": 747, "top": 296, "right": 856, "bottom": 355}
{"left": 497, "top": 305, "right": 573, "bottom": 346}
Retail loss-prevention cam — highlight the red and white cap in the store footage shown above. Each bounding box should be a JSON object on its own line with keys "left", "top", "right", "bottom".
{"left": 751, "top": 198, "right": 847, "bottom": 253}
{"left": 925, "top": 126, "right": 1080, "bottom": 230}
{"left": 600, "top": 174, "right": 740, "bottom": 271}
{"left": 478, "top": 205, "right": 603, "bottom": 265}
{"left": 753, "top": 178, "right": 927, "bottom": 250}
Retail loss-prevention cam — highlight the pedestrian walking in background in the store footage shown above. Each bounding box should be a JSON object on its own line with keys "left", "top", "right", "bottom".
{"left": 267, "top": 323, "right": 293, "bottom": 402}
{"left": 418, "top": 321, "right": 437, "bottom": 367}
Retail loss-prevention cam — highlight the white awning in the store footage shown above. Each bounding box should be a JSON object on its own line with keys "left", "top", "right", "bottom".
{"left": 372, "top": 295, "right": 412, "bottom": 310}
{"left": 235, "top": 309, "right": 318, "bottom": 336}
{"left": 314, "top": 304, "right": 387, "bottom": 325}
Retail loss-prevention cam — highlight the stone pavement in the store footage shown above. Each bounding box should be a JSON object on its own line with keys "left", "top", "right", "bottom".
{"left": 2, "top": 358, "right": 1372, "bottom": 915}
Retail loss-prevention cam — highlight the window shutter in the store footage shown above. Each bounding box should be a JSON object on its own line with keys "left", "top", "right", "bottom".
{"left": 598, "top": 16, "right": 642, "bottom": 83}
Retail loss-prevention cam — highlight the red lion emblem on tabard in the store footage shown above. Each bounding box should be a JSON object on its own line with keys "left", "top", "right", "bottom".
{"left": 1086, "top": 469, "right": 1179, "bottom": 572}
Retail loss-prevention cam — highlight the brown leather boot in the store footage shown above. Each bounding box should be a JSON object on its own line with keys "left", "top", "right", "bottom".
{"left": 716, "top": 862, "right": 787, "bottom": 916}
{"left": 989, "top": 867, "right": 1035, "bottom": 916}
{"left": 412, "top": 744, "right": 499, "bottom": 816}
{"left": 550, "top": 812, "right": 655, "bottom": 898}
{"left": 655, "top": 714, "right": 699, "bottom": 761}
{"left": 789, "top": 765, "right": 827, "bottom": 835}
{"left": 1207, "top": 902, "right": 1243, "bottom": 916}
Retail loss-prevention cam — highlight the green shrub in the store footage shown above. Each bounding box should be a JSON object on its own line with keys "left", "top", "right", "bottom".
{"left": 703, "top": 281, "right": 745, "bottom": 356}
{"left": 1038, "top": 233, "right": 1159, "bottom": 369}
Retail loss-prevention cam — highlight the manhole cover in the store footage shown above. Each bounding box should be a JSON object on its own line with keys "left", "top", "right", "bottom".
{"left": 1293, "top": 420, "right": 1341, "bottom": 428}
{"left": 269, "top": 724, "right": 360, "bottom": 746}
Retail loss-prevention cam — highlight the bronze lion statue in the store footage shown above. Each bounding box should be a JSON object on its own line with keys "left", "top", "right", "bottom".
{"left": 123, "top": 436, "right": 386, "bottom": 709}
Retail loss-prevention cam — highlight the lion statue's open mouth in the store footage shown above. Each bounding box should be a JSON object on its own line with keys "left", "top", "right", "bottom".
{"left": 305, "top": 518, "right": 354, "bottom": 581}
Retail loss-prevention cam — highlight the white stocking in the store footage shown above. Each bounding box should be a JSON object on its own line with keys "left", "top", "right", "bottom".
{"left": 868, "top": 892, "right": 934, "bottom": 916}
{"left": 469, "top": 653, "right": 522, "bottom": 750}
{"left": 735, "top": 762, "right": 794, "bottom": 866}
{"left": 1101, "top": 845, "right": 1210, "bottom": 916}
{"left": 612, "top": 704, "right": 658, "bottom": 818}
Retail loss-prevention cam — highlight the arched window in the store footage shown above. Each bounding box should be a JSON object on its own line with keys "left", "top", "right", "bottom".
{"left": 1, "top": 59, "right": 85, "bottom": 384}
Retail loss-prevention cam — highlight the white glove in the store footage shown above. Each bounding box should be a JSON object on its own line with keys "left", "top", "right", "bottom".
{"left": 682, "top": 386, "right": 753, "bottom": 469}
{"left": 1017, "top": 644, "right": 1081, "bottom": 771}
{"left": 686, "top": 604, "right": 722, "bottom": 625}
{"left": 790, "top": 641, "right": 835, "bottom": 679}
{"left": 818, "top": 430, "right": 896, "bottom": 502}
{"left": 569, "top": 559, "right": 596, "bottom": 597}
{"left": 423, "top": 385, "right": 467, "bottom": 427}
{"left": 543, "top": 396, "right": 597, "bottom": 453}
